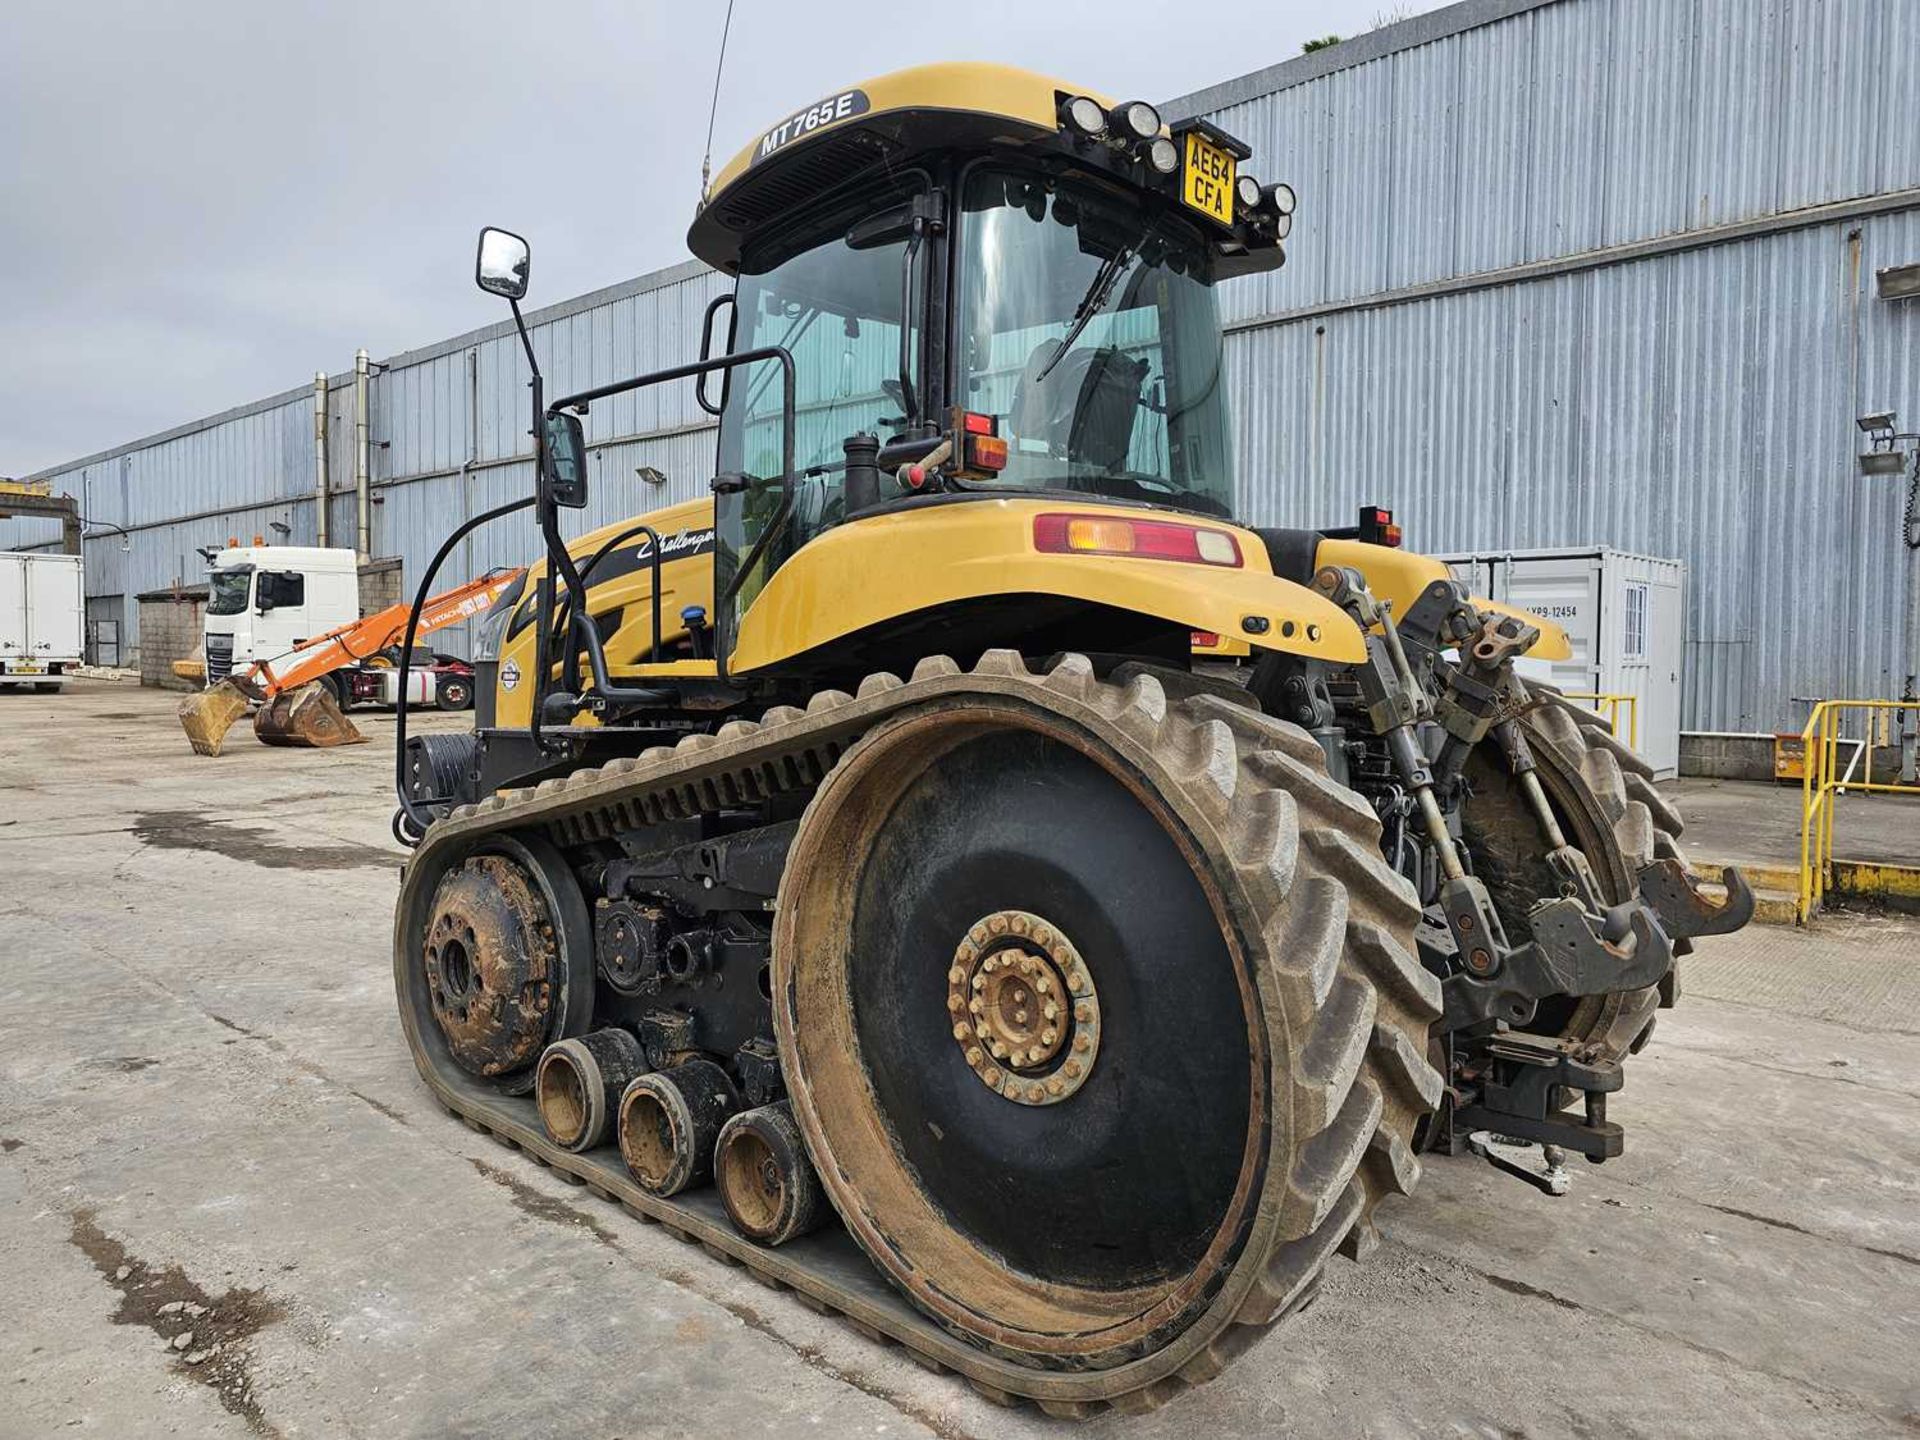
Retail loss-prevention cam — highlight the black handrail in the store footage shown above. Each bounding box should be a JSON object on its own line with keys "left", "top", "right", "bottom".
{"left": 695, "top": 294, "right": 739, "bottom": 417}
{"left": 530, "top": 344, "right": 796, "bottom": 741}
{"left": 550, "top": 521, "right": 665, "bottom": 698}
{"left": 392, "top": 493, "right": 536, "bottom": 844}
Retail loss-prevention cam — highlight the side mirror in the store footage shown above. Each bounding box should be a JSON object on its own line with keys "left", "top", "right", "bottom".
{"left": 542, "top": 412, "right": 589, "bottom": 509}
{"left": 476, "top": 227, "right": 531, "bottom": 301}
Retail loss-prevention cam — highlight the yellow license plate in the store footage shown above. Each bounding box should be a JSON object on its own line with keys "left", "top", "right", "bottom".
{"left": 1182, "top": 132, "right": 1236, "bottom": 223}
{"left": 14, "top": 662, "right": 44, "bottom": 674}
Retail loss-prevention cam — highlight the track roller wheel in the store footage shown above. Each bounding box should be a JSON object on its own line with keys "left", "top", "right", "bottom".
{"left": 617, "top": 1059, "right": 739, "bottom": 1196}
{"left": 774, "top": 654, "right": 1442, "bottom": 1398}
{"left": 716, "top": 1101, "right": 828, "bottom": 1247}
{"left": 537, "top": 1028, "right": 648, "bottom": 1152}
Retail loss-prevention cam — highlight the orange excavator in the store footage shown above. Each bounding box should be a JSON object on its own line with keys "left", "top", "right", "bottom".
{"left": 178, "top": 568, "right": 523, "bottom": 757}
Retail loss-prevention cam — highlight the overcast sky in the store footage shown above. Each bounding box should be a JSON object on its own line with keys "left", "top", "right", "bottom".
{"left": 1, "top": 0, "right": 1428, "bottom": 478}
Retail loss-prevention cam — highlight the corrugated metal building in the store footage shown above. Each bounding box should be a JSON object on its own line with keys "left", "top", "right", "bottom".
{"left": 8, "top": 0, "right": 1918, "bottom": 731}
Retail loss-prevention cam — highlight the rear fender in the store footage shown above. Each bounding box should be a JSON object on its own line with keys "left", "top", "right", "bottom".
{"left": 726, "top": 501, "right": 1367, "bottom": 674}
{"left": 1314, "top": 538, "right": 1573, "bottom": 662}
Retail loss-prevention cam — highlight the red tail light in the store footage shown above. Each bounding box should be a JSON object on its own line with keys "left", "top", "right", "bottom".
{"left": 1033, "top": 513, "right": 1243, "bottom": 567}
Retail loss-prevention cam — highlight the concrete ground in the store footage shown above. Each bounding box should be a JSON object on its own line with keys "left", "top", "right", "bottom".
{"left": 3, "top": 679, "right": 1917, "bottom": 1439}
{"left": 1672, "top": 775, "right": 1920, "bottom": 870}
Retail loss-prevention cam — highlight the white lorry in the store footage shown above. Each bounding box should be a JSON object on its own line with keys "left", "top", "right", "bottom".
{"left": 0, "top": 552, "right": 84, "bottom": 692}
{"left": 203, "top": 545, "right": 360, "bottom": 685}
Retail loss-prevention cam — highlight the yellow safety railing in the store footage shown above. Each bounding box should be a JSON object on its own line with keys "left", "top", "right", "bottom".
{"left": 1561, "top": 691, "right": 1639, "bottom": 749}
{"left": 1798, "top": 699, "right": 1920, "bottom": 922}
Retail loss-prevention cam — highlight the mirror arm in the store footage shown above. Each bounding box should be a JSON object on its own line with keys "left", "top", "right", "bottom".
{"left": 508, "top": 298, "right": 541, "bottom": 378}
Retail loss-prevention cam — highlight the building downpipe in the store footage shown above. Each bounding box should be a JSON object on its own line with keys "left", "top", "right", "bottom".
{"left": 353, "top": 348, "right": 371, "bottom": 563}
{"left": 312, "top": 371, "right": 329, "bottom": 549}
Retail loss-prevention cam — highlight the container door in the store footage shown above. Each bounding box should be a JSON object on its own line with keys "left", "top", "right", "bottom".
{"left": 0, "top": 559, "right": 24, "bottom": 663}
{"left": 1639, "top": 572, "right": 1684, "bottom": 778}
{"left": 26, "top": 557, "right": 84, "bottom": 661}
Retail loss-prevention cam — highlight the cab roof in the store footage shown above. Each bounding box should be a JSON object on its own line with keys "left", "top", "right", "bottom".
{"left": 688, "top": 63, "right": 1112, "bottom": 274}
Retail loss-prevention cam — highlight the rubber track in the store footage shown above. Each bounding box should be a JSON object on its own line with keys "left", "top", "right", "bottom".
{"left": 1525, "top": 688, "right": 1688, "bottom": 1057}
{"left": 396, "top": 651, "right": 1444, "bottom": 1416}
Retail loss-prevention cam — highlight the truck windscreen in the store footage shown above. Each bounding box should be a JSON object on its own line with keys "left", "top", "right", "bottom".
{"left": 208, "top": 568, "right": 253, "bottom": 616}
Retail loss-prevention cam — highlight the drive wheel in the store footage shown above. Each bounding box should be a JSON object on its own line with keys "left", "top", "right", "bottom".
{"left": 774, "top": 657, "right": 1443, "bottom": 1406}
{"left": 1461, "top": 686, "right": 1686, "bottom": 1059}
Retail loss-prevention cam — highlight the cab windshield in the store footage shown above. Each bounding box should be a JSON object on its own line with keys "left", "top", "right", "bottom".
{"left": 208, "top": 567, "right": 253, "bottom": 616}
{"left": 959, "top": 168, "right": 1235, "bottom": 518}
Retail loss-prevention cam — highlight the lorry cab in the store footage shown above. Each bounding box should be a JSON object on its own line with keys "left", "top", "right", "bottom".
{"left": 203, "top": 545, "right": 359, "bottom": 682}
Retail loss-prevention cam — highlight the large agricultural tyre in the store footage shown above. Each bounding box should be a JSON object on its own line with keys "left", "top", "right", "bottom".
{"left": 773, "top": 655, "right": 1444, "bottom": 1413}
{"left": 1461, "top": 686, "right": 1686, "bottom": 1060}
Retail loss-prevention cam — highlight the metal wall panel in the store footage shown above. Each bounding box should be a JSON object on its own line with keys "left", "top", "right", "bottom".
{"left": 1223, "top": 206, "right": 1920, "bottom": 732}
{"left": 7, "top": 0, "right": 1917, "bottom": 727}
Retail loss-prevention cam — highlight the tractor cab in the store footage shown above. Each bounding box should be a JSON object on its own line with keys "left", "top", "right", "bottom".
{"left": 426, "top": 63, "right": 1311, "bottom": 820}
{"left": 686, "top": 63, "right": 1295, "bottom": 637}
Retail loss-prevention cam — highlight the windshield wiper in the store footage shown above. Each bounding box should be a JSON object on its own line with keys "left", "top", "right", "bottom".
{"left": 1034, "top": 241, "right": 1140, "bottom": 384}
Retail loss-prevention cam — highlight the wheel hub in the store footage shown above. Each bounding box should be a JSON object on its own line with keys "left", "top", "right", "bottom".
{"left": 423, "top": 855, "right": 560, "bottom": 1079}
{"left": 946, "top": 909, "right": 1100, "bottom": 1107}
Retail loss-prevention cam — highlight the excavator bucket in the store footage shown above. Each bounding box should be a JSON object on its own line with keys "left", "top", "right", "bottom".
{"left": 176, "top": 679, "right": 254, "bottom": 757}
{"left": 253, "top": 681, "right": 366, "bottom": 749}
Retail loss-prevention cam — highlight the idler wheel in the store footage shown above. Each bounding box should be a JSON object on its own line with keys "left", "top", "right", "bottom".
{"left": 422, "top": 854, "right": 567, "bottom": 1087}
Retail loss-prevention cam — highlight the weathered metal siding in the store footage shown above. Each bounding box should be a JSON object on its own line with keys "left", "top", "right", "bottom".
{"left": 8, "top": 0, "right": 1917, "bottom": 731}
{"left": 1189, "top": 0, "right": 1920, "bottom": 325}
{"left": 1183, "top": 0, "right": 1920, "bottom": 732}
{"left": 1222, "top": 206, "right": 1920, "bottom": 731}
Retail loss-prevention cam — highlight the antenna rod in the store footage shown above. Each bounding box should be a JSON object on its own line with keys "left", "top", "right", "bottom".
{"left": 699, "top": 0, "right": 738, "bottom": 203}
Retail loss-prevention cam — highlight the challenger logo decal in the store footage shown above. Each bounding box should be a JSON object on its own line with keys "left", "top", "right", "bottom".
{"left": 505, "top": 528, "right": 717, "bottom": 640}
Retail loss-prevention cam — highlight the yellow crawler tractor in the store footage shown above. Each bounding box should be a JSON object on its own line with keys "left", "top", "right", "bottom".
{"left": 391, "top": 65, "right": 1753, "bottom": 1414}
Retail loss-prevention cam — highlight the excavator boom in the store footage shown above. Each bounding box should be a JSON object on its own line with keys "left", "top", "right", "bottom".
{"left": 179, "top": 568, "right": 523, "bottom": 756}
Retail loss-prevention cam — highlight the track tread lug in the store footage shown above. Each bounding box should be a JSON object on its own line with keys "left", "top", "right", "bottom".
{"left": 1349, "top": 919, "right": 1443, "bottom": 1020}
{"left": 855, "top": 672, "right": 904, "bottom": 698}
{"left": 1365, "top": 1124, "right": 1422, "bottom": 1196}
{"left": 910, "top": 653, "right": 961, "bottom": 682}
{"left": 1182, "top": 692, "right": 1324, "bottom": 761}
{"left": 1296, "top": 972, "right": 1376, "bottom": 1131}
{"left": 1242, "top": 1180, "right": 1362, "bottom": 1325}
{"left": 1285, "top": 1078, "right": 1383, "bottom": 1237}
{"left": 1370, "top": 1019, "right": 1445, "bottom": 1112}
{"left": 970, "top": 648, "right": 1029, "bottom": 677}
{"left": 1041, "top": 651, "right": 1098, "bottom": 697}
{"left": 1624, "top": 771, "right": 1685, "bottom": 837}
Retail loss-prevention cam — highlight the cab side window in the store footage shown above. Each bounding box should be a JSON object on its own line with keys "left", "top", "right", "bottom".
{"left": 259, "top": 571, "right": 306, "bottom": 608}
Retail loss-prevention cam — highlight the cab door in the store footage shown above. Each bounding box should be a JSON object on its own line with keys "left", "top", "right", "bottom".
{"left": 712, "top": 180, "right": 932, "bottom": 665}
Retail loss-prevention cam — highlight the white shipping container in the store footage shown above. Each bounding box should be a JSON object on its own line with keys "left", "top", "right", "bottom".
{"left": 1439, "top": 547, "right": 1685, "bottom": 779}
{"left": 0, "top": 552, "right": 85, "bottom": 691}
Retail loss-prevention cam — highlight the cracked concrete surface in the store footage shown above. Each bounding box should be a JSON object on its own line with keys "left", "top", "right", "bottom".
{"left": 2, "top": 681, "right": 1916, "bottom": 1438}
